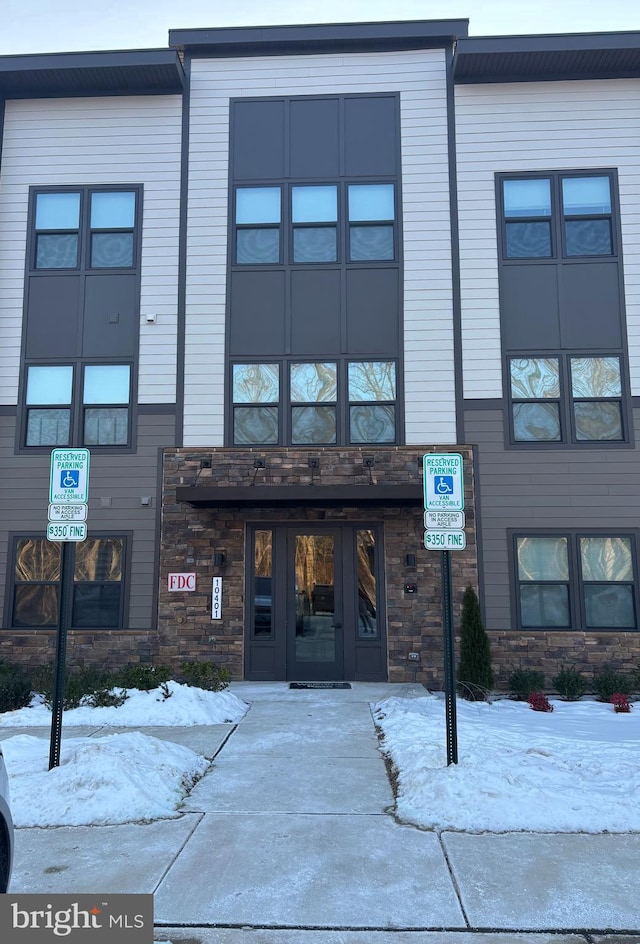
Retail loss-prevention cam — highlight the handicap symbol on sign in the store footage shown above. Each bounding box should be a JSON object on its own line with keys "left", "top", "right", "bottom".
{"left": 435, "top": 475, "right": 454, "bottom": 494}
{"left": 60, "top": 470, "right": 80, "bottom": 489}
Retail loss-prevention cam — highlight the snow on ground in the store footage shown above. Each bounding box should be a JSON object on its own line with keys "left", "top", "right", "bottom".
{"left": 0, "top": 684, "right": 248, "bottom": 827}
{"left": 374, "top": 693, "right": 640, "bottom": 833}
{"left": 1, "top": 684, "right": 639, "bottom": 832}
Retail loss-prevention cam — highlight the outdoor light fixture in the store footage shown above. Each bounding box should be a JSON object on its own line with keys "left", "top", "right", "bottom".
{"left": 405, "top": 553, "right": 416, "bottom": 568}
{"left": 213, "top": 552, "right": 225, "bottom": 567}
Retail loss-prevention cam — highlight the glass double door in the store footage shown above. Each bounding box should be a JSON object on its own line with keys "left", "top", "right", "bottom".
{"left": 247, "top": 525, "right": 384, "bottom": 681}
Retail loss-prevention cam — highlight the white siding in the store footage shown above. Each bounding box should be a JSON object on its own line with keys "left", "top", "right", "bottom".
{"left": 184, "top": 50, "right": 455, "bottom": 446}
{"left": 455, "top": 79, "right": 640, "bottom": 399}
{"left": 0, "top": 96, "right": 182, "bottom": 405}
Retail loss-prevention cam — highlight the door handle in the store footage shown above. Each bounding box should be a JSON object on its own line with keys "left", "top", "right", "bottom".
{"left": 334, "top": 621, "right": 343, "bottom": 629}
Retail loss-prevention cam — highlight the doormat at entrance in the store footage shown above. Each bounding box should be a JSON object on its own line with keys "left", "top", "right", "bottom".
{"left": 289, "top": 682, "right": 352, "bottom": 689}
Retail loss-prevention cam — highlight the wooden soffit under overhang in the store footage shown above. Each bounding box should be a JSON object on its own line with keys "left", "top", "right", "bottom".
{"left": 176, "top": 483, "right": 423, "bottom": 508}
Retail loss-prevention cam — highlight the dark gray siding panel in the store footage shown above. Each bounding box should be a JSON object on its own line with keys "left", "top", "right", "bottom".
{"left": 25, "top": 276, "right": 82, "bottom": 358}
{"left": 0, "top": 412, "right": 174, "bottom": 630}
{"left": 289, "top": 98, "right": 340, "bottom": 178}
{"left": 232, "top": 100, "right": 285, "bottom": 181}
{"left": 346, "top": 268, "right": 399, "bottom": 354}
{"left": 559, "top": 263, "right": 622, "bottom": 349}
{"left": 500, "top": 265, "right": 560, "bottom": 350}
{"left": 83, "top": 274, "right": 139, "bottom": 357}
{"left": 290, "top": 269, "right": 341, "bottom": 355}
{"left": 229, "top": 270, "right": 286, "bottom": 355}
{"left": 466, "top": 404, "right": 640, "bottom": 632}
{"left": 344, "top": 96, "right": 397, "bottom": 176}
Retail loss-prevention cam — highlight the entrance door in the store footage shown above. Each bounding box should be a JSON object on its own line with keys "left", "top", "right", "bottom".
{"left": 287, "top": 530, "right": 343, "bottom": 681}
{"left": 245, "top": 524, "right": 386, "bottom": 682}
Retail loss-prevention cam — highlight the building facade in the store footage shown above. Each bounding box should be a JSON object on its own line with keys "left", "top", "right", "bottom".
{"left": 1, "top": 21, "right": 639, "bottom": 686}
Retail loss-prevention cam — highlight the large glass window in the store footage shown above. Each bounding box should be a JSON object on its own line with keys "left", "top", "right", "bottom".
{"left": 230, "top": 359, "right": 398, "bottom": 445}
{"left": 11, "top": 537, "right": 125, "bottom": 630}
{"left": 501, "top": 173, "right": 614, "bottom": 260}
{"left": 33, "top": 188, "right": 137, "bottom": 270}
{"left": 515, "top": 533, "right": 637, "bottom": 631}
{"left": 24, "top": 362, "right": 132, "bottom": 449}
{"left": 509, "top": 354, "right": 625, "bottom": 444}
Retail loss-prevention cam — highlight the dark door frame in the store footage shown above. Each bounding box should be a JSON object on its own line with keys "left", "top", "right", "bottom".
{"left": 244, "top": 520, "right": 387, "bottom": 682}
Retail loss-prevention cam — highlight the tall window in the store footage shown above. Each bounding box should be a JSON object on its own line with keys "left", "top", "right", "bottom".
{"left": 24, "top": 363, "right": 132, "bottom": 448}
{"left": 231, "top": 359, "right": 397, "bottom": 445}
{"left": 515, "top": 533, "right": 637, "bottom": 630}
{"left": 33, "top": 189, "right": 137, "bottom": 271}
{"left": 10, "top": 537, "right": 125, "bottom": 629}
{"left": 501, "top": 173, "right": 614, "bottom": 260}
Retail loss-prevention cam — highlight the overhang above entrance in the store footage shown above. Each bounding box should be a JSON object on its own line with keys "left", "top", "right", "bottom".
{"left": 176, "top": 483, "right": 423, "bottom": 507}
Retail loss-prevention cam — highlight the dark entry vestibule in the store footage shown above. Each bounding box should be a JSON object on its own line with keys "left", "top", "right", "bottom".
{"left": 246, "top": 524, "right": 386, "bottom": 682}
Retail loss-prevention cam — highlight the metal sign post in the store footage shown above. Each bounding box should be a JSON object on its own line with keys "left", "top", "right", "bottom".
{"left": 47, "top": 448, "right": 90, "bottom": 770}
{"left": 49, "top": 542, "right": 71, "bottom": 771}
{"left": 440, "top": 549, "right": 458, "bottom": 766}
{"left": 423, "top": 453, "right": 464, "bottom": 766}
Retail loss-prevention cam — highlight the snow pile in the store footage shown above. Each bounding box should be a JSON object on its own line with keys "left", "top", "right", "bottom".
{"left": 3, "top": 732, "right": 210, "bottom": 826}
{"left": 0, "top": 682, "right": 248, "bottom": 727}
{"left": 374, "top": 694, "right": 640, "bottom": 833}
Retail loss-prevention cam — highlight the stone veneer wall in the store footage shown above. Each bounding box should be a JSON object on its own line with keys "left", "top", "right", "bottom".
{"left": 159, "top": 446, "right": 478, "bottom": 686}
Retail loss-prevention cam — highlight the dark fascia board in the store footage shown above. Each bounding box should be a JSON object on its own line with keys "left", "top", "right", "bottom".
{"left": 176, "top": 483, "right": 424, "bottom": 508}
{"left": 0, "top": 49, "right": 185, "bottom": 98}
{"left": 455, "top": 31, "right": 640, "bottom": 83}
{"left": 169, "top": 19, "right": 468, "bottom": 57}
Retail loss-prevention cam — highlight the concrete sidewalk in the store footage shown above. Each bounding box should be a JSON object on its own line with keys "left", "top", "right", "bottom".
{"left": 4, "top": 681, "right": 640, "bottom": 943}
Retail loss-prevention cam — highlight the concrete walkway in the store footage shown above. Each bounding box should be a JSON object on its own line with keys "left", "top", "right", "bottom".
{"left": 5, "top": 682, "right": 640, "bottom": 943}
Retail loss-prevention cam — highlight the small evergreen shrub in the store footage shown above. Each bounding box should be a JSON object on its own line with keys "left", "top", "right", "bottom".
{"left": 593, "top": 668, "right": 632, "bottom": 703}
{"left": 116, "top": 663, "right": 172, "bottom": 692}
{"left": 552, "top": 667, "right": 588, "bottom": 702}
{"left": 457, "top": 586, "right": 494, "bottom": 699}
{"left": 0, "top": 660, "right": 32, "bottom": 713}
{"left": 528, "top": 691, "right": 553, "bottom": 712}
{"left": 179, "top": 661, "right": 230, "bottom": 692}
{"left": 508, "top": 668, "right": 546, "bottom": 701}
{"left": 86, "top": 686, "right": 128, "bottom": 708}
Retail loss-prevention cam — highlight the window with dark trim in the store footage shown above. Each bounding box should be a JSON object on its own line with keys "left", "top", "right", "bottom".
{"left": 32, "top": 188, "right": 138, "bottom": 271}
{"left": 500, "top": 172, "right": 615, "bottom": 260}
{"left": 508, "top": 354, "right": 626, "bottom": 444}
{"left": 24, "top": 363, "right": 132, "bottom": 448}
{"left": 233, "top": 182, "right": 396, "bottom": 266}
{"left": 10, "top": 536, "right": 126, "bottom": 630}
{"left": 231, "top": 359, "right": 398, "bottom": 446}
{"left": 514, "top": 533, "right": 637, "bottom": 630}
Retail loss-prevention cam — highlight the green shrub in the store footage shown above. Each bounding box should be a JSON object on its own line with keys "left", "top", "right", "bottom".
{"left": 508, "top": 668, "right": 546, "bottom": 701}
{"left": 30, "top": 663, "right": 120, "bottom": 710}
{"left": 85, "top": 686, "right": 128, "bottom": 708}
{"left": 593, "top": 667, "right": 633, "bottom": 703}
{"left": 552, "top": 667, "right": 588, "bottom": 701}
{"left": 457, "top": 586, "right": 494, "bottom": 699}
{"left": 179, "top": 661, "right": 230, "bottom": 692}
{"left": 116, "top": 663, "right": 172, "bottom": 692}
{"left": 0, "top": 660, "right": 32, "bottom": 713}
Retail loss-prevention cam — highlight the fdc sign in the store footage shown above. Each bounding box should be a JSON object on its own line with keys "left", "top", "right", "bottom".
{"left": 168, "top": 573, "right": 196, "bottom": 591}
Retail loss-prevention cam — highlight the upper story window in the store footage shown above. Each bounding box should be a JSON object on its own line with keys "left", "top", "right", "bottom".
{"left": 233, "top": 182, "right": 396, "bottom": 266}
{"left": 32, "top": 188, "right": 137, "bottom": 271}
{"left": 24, "top": 362, "right": 132, "bottom": 449}
{"left": 231, "top": 359, "right": 397, "bottom": 446}
{"left": 501, "top": 173, "right": 614, "bottom": 260}
{"left": 509, "top": 354, "right": 625, "bottom": 444}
